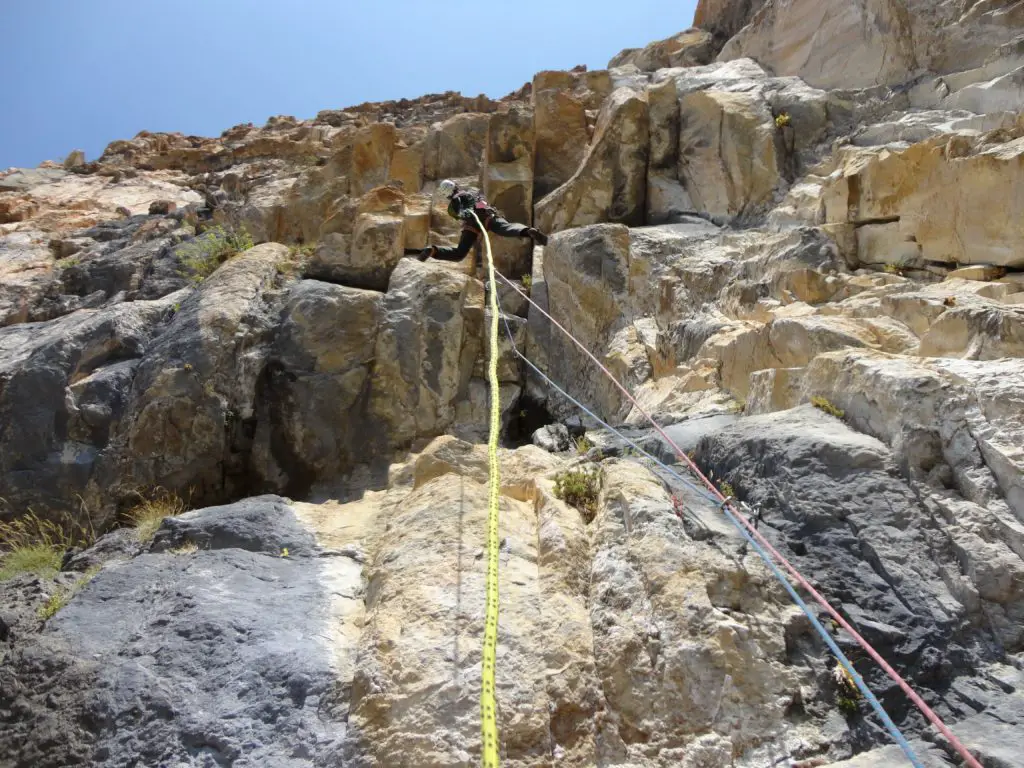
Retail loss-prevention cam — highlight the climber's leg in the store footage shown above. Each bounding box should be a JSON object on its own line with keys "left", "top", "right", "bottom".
{"left": 487, "top": 215, "right": 549, "bottom": 246}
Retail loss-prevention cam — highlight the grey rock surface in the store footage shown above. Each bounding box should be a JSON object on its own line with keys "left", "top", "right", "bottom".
{"left": 150, "top": 495, "right": 317, "bottom": 556}
{"left": 696, "top": 406, "right": 1024, "bottom": 750}
{"left": 0, "top": 498, "right": 347, "bottom": 768}
{"left": 532, "top": 423, "right": 571, "bottom": 452}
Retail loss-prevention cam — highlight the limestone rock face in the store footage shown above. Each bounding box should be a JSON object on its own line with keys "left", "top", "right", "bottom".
{"left": 100, "top": 243, "right": 286, "bottom": 509}
{"left": 694, "top": 0, "right": 767, "bottom": 44}
{"left": 678, "top": 89, "right": 780, "bottom": 221}
{"left": 608, "top": 28, "right": 716, "bottom": 71}
{"left": 0, "top": 295, "right": 179, "bottom": 524}
{"left": 481, "top": 107, "right": 535, "bottom": 276}
{"left": 717, "top": 0, "right": 1024, "bottom": 90}
{"left": 251, "top": 280, "right": 383, "bottom": 495}
{"left": 532, "top": 71, "right": 598, "bottom": 199}
{"left": 823, "top": 130, "right": 1024, "bottom": 268}
{"left": 540, "top": 224, "right": 634, "bottom": 419}
{"left": 8, "top": 430, "right": 1024, "bottom": 766}
{"left": 423, "top": 112, "right": 491, "bottom": 182}
{"left": 369, "top": 259, "right": 479, "bottom": 448}
{"left": 535, "top": 89, "right": 649, "bottom": 234}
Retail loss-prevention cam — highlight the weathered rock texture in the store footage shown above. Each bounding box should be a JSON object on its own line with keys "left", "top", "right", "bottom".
{"left": 3, "top": 4, "right": 1024, "bottom": 766}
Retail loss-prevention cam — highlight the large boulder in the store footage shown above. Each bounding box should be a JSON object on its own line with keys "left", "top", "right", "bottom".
{"left": 693, "top": 0, "right": 768, "bottom": 45}
{"left": 608, "top": 28, "right": 716, "bottom": 70}
{"left": 678, "top": 89, "right": 780, "bottom": 222}
{"left": 251, "top": 280, "right": 383, "bottom": 496}
{"left": 348, "top": 123, "right": 397, "bottom": 196}
{"left": 306, "top": 211, "right": 404, "bottom": 291}
{"left": 96, "top": 244, "right": 286, "bottom": 511}
{"left": 0, "top": 294, "right": 180, "bottom": 524}
{"left": 532, "top": 71, "right": 591, "bottom": 199}
{"left": 423, "top": 113, "right": 490, "bottom": 182}
{"left": 369, "top": 259, "right": 481, "bottom": 448}
{"left": 541, "top": 224, "right": 633, "bottom": 420}
{"left": 535, "top": 88, "right": 649, "bottom": 233}
{"left": 646, "top": 78, "right": 694, "bottom": 224}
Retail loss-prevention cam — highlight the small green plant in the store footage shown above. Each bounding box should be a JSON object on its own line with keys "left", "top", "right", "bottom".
{"left": 128, "top": 488, "right": 188, "bottom": 543}
{"left": 774, "top": 112, "right": 791, "bottom": 128}
{"left": 719, "top": 480, "right": 736, "bottom": 499}
{"left": 169, "top": 541, "right": 199, "bottom": 556}
{"left": 554, "top": 468, "right": 600, "bottom": 523}
{"left": 573, "top": 435, "right": 594, "bottom": 455}
{"left": 56, "top": 255, "right": 80, "bottom": 269}
{"left": 832, "top": 663, "right": 862, "bottom": 717}
{"left": 882, "top": 257, "right": 914, "bottom": 276}
{"left": 176, "top": 225, "right": 254, "bottom": 284}
{"left": 278, "top": 242, "right": 314, "bottom": 277}
{"left": 811, "top": 396, "right": 845, "bottom": 420}
{"left": 0, "top": 507, "right": 95, "bottom": 582}
{"left": 38, "top": 590, "right": 70, "bottom": 620}
{"left": 836, "top": 695, "right": 860, "bottom": 716}
{"left": 36, "top": 567, "right": 99, "bottom": 621}
{"left": 521, "top": 274, "right": 533, "bottom": 292}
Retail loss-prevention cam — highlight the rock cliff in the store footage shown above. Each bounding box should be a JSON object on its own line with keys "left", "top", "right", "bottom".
{"left": 2, "top": 3, "right": 1024, "bottom": 766}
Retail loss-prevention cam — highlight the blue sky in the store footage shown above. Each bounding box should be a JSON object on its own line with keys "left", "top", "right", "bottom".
{"left": 1, "top": 1, "right": 699, "bottom": 169}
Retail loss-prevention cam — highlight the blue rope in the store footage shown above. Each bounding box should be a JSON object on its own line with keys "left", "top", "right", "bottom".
{"left": 496, "top": 304, "right": 924, "bottom": 768}
{"left": 716, "top": 502, "right": 925, "bottom": 767}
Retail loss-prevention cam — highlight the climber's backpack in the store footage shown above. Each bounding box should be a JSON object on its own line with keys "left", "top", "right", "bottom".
{"left": 448, "top": 188, "right": 499, "bottom": 230}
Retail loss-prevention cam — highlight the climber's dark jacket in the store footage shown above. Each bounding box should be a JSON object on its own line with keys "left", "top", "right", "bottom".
{"left": 428, "top": 188, "right": 533, "bottom": 261}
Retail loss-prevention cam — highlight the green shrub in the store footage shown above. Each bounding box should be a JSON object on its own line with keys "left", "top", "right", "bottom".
{"left": 554, "top": 468, "right": 600, "bottom": 523}
{"left": 811, "top": 396, "right": 845, "bottom": 419}
{"left": 774, "top": 112, "right": 791, "bottom": 128}
{"left": 177, "top": 225, "right": 253, "bottom": 284}
{"left": 832, "top": 663, "right": 863, "bottom": 717}
{"left": 837, "top": 694, "right": 860, "bottom": 716}
{"left": 128, "top": 488, "right": 188, "bottom": 543}
{"left": 0, "top": 544, "right": 62, "bottom": 582}
{"left": 573, "top": 435, "right": 594, "bottom": 455}
{"left": 521, "top": 274, "right": 533, "bottom": 292}
{"left": 0, "top": 507, "right": 95, "bottom": 582}
{"left": 719, "top": 480, "right": 735, "bottom": 499}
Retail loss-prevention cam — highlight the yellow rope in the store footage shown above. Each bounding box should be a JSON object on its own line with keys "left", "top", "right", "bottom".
{"left": 470, "top": 211, "right": 501, "bottom": 768}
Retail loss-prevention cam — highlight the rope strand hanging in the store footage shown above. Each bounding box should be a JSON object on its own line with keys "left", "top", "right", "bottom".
{"left": 472, "top": 211, "right": 502, "bottom": 768}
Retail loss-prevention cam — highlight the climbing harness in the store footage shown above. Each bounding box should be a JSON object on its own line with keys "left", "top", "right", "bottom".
{"left": 492, "top": 269, "right": 983, "bottom": 768}
{"left": 472, "top": 210, "right": 502, "bottom": 768}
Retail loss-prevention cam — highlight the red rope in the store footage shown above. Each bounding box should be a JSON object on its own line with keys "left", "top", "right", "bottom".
{"left": 497, "top": 270, "right": 983, "bottom": 768}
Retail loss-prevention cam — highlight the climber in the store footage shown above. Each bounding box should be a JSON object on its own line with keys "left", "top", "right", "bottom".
{"left": 413, "top": 179, "right": 548, "bottom": 276}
